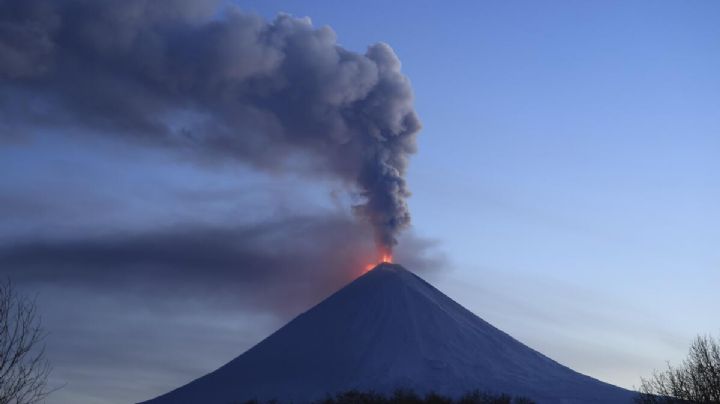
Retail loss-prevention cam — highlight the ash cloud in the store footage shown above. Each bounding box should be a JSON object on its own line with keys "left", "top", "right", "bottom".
{"left": 0, "top": 0, "right": 421, "bottom": 252}
{"left": 0, "top": 214, "right": 443, "bottom": 315}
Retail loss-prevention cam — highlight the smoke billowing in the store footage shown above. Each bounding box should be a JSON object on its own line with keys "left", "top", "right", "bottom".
{"left": 0, "top": 0, "right": 420, "bottom": 252}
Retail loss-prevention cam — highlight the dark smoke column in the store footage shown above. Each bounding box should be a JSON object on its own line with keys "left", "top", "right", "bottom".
{"left": 353, "top": 44, "right": 421, "bottom": 256}
{"left": 0, "top": 1, "right": 421, "bottom": 254}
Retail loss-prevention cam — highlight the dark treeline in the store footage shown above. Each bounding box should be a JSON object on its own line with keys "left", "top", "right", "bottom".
{"left": 239, "top": 389, "right": 535, "bottom": 404}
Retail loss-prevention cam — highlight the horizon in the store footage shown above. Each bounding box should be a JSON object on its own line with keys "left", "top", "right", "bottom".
{"left": 1, "top": 1, "right": 718, "bottom": 403}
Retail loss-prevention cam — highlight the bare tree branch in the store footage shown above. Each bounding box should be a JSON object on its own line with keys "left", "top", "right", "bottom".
{"left": 0, "top": 281, "right": 51, "bottom": 404}
{"left": 636, "top": 334, "right": 720, "bottom": 404}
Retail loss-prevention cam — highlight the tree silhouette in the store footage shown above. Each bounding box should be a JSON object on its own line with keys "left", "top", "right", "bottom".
{"left": 636, "top": 334, "right": 720, "bottom": 404}
{"left": 0, "top": 281, "right": 51, "bottom": 404}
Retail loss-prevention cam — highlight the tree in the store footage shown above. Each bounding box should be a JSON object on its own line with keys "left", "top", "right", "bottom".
{"left": 0, "top": 281, "right": 51, "bottom": 404}
{"left": 636, "top": 334, "right": 720, "bottom": 404}
{"left": 313, "top": 389, "right": 535, "bottom": 404}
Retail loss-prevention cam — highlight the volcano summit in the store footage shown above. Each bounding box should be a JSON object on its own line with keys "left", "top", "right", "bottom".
{"left": 142, "top": 264, "right": 635, "bottom": 403}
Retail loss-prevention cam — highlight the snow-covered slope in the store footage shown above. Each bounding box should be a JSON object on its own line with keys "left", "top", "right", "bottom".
{"left": 141, "top": 263, "right": 635, "bottom": 403}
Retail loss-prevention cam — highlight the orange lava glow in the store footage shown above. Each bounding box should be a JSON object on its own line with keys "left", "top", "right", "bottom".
{"left": 364, "top": 252, "right": 393, "bottom": 272}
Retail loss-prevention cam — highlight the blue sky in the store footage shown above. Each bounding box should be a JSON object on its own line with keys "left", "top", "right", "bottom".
{"left": 1, "top": 1, "right": 719, "bottom": 402}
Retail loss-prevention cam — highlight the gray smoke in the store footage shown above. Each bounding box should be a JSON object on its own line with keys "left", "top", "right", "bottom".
{"left": 0, "top": 214, "right": 445, "bottom": 314}
{"left": 0, "top": 0, "right": 420, "bottom": 253}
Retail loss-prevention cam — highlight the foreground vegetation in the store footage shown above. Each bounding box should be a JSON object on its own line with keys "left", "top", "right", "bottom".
{"left": 241, "top": 390, "right": 535, "bottom": 404}
{"left": 0, "top": 281, "right": 51, "bottom": 404}
{"left": 636, "top": 334, "right": 720, "bottom": 404}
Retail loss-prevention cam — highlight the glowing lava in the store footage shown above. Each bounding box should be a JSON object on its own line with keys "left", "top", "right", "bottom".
{"left": 364, "top": 252, "right": 393, "bottom": 272}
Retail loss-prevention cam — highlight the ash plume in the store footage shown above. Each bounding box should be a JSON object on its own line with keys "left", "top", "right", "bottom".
{"left": 0, "top": 0, "right": 420, "bottom": 252}
{"left": 0, "top": 214, "right": 445, "bottom": 315}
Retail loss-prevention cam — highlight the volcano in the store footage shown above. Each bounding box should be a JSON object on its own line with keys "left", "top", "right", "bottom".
{"left": 141, "top": 263, "right": 635, "bottom": 403}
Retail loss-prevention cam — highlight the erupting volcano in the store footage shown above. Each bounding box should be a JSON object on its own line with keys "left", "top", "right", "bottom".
{"left": 381, "top": 253, "right": 393, "bottom": 263}
{"left": 366, "top": 251, "right": 393, "bottom": 272}
{"left": 141, "top": 263, "right": 635, "bottom": 404}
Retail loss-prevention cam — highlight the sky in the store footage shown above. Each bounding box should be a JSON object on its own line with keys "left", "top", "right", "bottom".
{"left": 1, "top": 1, "right": 719, "bottom": 403}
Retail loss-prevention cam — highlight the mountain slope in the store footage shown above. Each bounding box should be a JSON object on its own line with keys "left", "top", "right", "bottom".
{"left": 142, "top": 263, "right": 635, "bottom": 403}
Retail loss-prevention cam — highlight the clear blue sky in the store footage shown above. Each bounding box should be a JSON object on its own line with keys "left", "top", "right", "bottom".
{"left": 1, "top": 1, "right": 718, "bottom": 402}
